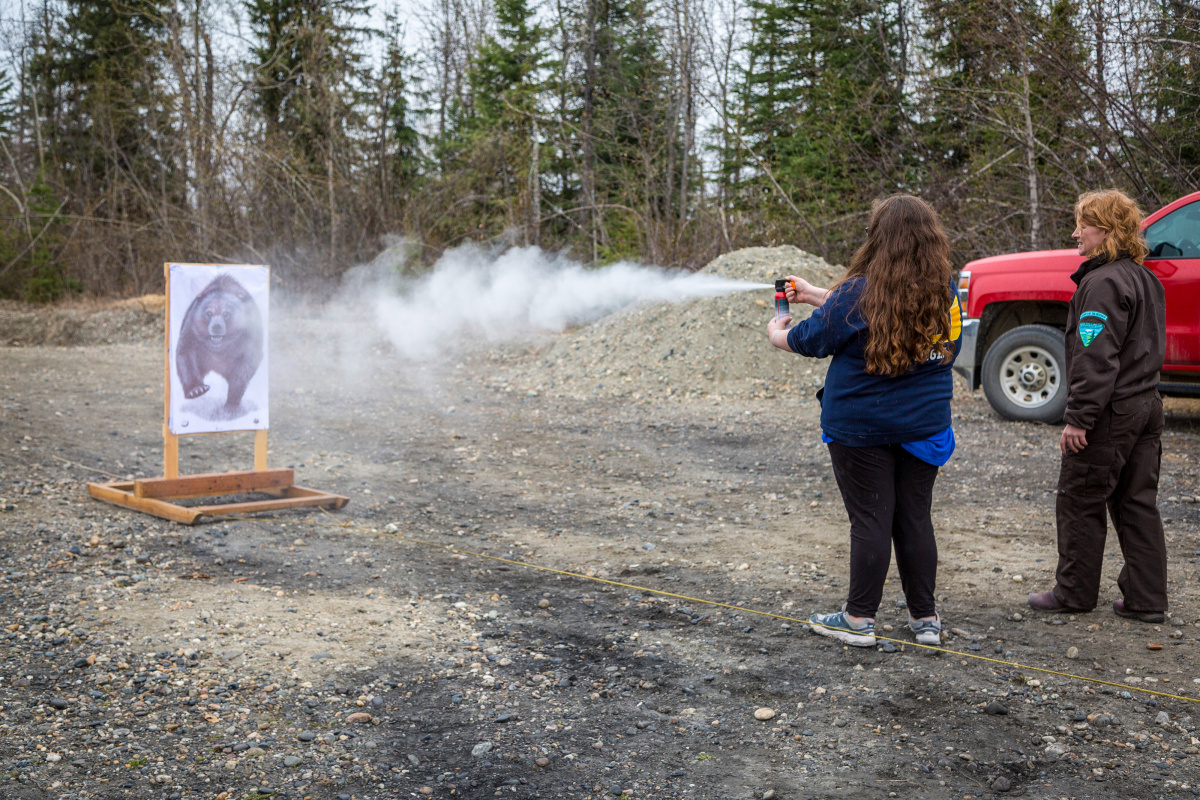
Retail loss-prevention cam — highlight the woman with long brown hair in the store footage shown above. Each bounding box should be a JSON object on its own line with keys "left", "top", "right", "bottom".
{"left": 766, "top": 194, "right": 961, "bottom": 647}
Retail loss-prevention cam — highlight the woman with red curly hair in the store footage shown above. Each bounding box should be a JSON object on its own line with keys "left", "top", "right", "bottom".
{"left": 1027, "top": 189, "right": 1168, "bottom": 622}
{"left": 766, "top": 194, "right": 961, "bottom": 648}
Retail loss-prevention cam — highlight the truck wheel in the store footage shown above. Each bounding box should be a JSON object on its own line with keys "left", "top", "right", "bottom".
{"left": 981, "top": 324, "right": 1068, "bottom": 423}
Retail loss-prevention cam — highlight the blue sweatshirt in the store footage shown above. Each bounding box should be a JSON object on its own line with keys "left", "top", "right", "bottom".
{"left": 786, "top": 277, "right": 960, "bottom": 447}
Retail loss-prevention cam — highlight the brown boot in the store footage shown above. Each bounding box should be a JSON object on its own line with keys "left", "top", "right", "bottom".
{"left": 1027, "top": 590, "right": 1074, "bottom": 613}
{"left": 1112, "top": 598, "right": 1165, "bottom": 624}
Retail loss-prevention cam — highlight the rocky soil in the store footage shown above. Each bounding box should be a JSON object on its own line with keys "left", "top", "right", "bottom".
{"left": 3, "top": 247, "right": 1200, "bottom": 800}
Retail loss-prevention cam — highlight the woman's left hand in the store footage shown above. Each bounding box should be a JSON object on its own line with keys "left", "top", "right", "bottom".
{"left": 1060, "top": 424, "right": 1088, "bottom": 454}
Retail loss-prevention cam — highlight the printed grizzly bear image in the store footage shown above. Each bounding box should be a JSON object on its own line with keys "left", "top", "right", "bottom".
{"left": 175, "top": 274, "right": 264, "bottom": 415}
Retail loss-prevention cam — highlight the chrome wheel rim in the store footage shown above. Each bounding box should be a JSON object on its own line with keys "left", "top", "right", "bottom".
{"left": 999, "top": 346, "right": 1060, "bottom": 409}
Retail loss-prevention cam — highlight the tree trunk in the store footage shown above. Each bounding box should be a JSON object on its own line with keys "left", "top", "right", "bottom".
{"left": 167, "top": 0, "right": 193, "bottom": 208}
{"left": 1091, "top": 0, "right": 1109, "bottom": 162}
{"left": 530, "top": 116, "right": 541, "bottom": 246}
{"left": 328, "top": 102, "right": 337, "bottom": 264}
{"left": 582, "top": 0, "right": 600, "bottom": 262}
{"left": 200, "top": 24, "right": 215, "bottom": 243}
{"left": 1019, "top": 40, "right": 1040, "bottom": 251}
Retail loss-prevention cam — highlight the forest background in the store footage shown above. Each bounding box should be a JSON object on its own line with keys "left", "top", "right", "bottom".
{"left": 0, "top": 0, "right": 1196, "bottom": 299}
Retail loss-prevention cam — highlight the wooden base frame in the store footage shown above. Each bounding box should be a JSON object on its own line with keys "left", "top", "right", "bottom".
{"left": 87, "top": 468, "right": 348, "bottom": 525}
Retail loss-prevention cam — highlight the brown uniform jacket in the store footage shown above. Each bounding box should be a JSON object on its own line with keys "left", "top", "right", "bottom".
{"left": 1064, "top": 253, "right": 1165, "bottom": 431}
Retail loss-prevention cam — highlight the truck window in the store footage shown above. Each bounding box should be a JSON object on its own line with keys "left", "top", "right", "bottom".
{"left": 1146, "top": 202, "right": 1200, "bottom": 259}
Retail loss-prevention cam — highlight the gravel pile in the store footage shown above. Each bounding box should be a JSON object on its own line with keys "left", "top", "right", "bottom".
{"left": 504, "top": 246, "right": 842, "bottom": 402}
{"left": 0, "top": 296, "right": 164, "bottom": 346}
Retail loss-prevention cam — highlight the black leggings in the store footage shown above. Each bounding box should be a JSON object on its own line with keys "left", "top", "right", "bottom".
{"left": 827, "top": 441, "right": 940, "bottom": 619}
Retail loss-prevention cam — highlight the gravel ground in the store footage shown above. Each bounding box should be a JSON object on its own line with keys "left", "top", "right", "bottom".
{"left": 3, "top": 248, "right": 1200, "bottom": 800}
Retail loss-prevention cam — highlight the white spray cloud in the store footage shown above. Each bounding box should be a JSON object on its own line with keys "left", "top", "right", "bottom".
{"left": 359, "top": 243, "right": 769, "bottom": 361}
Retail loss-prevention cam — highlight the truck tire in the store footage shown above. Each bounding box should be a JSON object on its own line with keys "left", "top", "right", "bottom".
{"left": 981, "top": 324, "right": 1068, "bottom": 423}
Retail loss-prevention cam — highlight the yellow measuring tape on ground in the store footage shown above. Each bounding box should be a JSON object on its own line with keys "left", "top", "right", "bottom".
{"left": 241, "top": 512, "right": 1200, "bottom": 706}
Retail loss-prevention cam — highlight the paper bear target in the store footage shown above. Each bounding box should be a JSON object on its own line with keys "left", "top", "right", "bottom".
{"left": 167, "top": 264, "right": 269, "bottom": 434}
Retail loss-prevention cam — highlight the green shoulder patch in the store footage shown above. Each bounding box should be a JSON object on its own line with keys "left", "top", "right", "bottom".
{"left": 1079, "top": 321, "right": 1104, "bottom": 347}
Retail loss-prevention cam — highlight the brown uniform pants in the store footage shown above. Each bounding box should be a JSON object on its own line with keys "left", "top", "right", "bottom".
{"left": 1053, "top": 390, "right": 1167, "bottom": 613}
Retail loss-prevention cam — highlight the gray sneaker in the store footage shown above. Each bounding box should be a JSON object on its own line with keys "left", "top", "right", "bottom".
{"left": 908, "top": 613, "right": 942, "bottom": 645}
{"left": 808, "top": 610, "right": 876, "bottom": 648}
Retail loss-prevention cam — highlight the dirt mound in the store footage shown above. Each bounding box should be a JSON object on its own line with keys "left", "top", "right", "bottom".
{"left": 505, "top": 245, "right": 843, "bottom": 402}
{"left": 113, "top": 293, "right": 167, "bottom": 313}
{"left": 0, "top": 295, "right": 164, "bottom": 346}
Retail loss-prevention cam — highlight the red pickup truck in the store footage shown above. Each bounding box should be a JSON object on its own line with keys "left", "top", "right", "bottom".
{"left": 955, "top": 191, "right": 1200, "bottom": 423}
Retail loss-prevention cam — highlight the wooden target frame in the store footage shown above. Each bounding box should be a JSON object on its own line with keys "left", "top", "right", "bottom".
{"left": 87, "top": 263, "right": 348, "bottom": 524}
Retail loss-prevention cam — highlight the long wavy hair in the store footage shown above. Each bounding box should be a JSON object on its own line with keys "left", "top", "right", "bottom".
{"left": 835, "top": 195, "right": 954, "bottom": 377}
{"left": 1076, "top": 189, "right": 1149, "bottom": 264}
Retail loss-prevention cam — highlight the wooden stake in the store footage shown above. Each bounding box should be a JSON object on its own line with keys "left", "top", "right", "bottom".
{"left": 255, "top": 429, "right": 268, "bottom": 472}
{"left": 164, "top": 430, "right": 179, "bottom": 479}
{"left": 163, "top": 262, "right": 177, "bottom": 478}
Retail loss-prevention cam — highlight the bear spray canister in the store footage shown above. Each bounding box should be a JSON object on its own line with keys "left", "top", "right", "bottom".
{"left": 774, "top": 280, "right": 791, "bottom": 321}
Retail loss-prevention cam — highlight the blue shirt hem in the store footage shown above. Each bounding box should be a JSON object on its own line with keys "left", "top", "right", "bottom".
{"left": 821, "top": 427, "right": 955, "bottom": 466}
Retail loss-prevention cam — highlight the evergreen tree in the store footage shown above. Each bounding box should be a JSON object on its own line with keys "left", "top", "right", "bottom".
{"left": 247, "top": 0, "right": 302, "bottom": 133}
{"left": 553, "top": 0, "right": 675, "bottom": 260}
{"left": 590, "top": 0, "right": 673, "bottom": 260}
{"left": 17, "top": 0, "right": 170, "bottom": 297}
{"left": 372, "top": 11, "right": 423, "bottom": 218}
{"left": 381, "top": 30, "right": 422, "bottom": 193}
{"left": 246, "top": 0, "right": 372, "bottom": 269}
{"left": 1149, "top": 0, "right": 1200, "bottom": 194}
{"left": 920, "top": 0, "right": 1002, "bottom": 183}
{"left": 246, "top": 0, "right": 369, "bottom": 165}
{"left": 471, "top": 0, "right": 545, "bottom": 128}
{"left": 919, "top": 0, "right": 1087, "bottom": 252}
{"left": 458, "top": 0, "right": 548, "bottom": 241}
{"left": 41, "top": 0, "right": 170, "bottom": 186}
{"left": 734, "top": 0, "right": 906, "bottom": 253}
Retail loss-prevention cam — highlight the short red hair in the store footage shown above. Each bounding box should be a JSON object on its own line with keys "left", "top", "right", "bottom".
{"left": 1075, "top": 189, "right": 1149, "bottom": 264}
